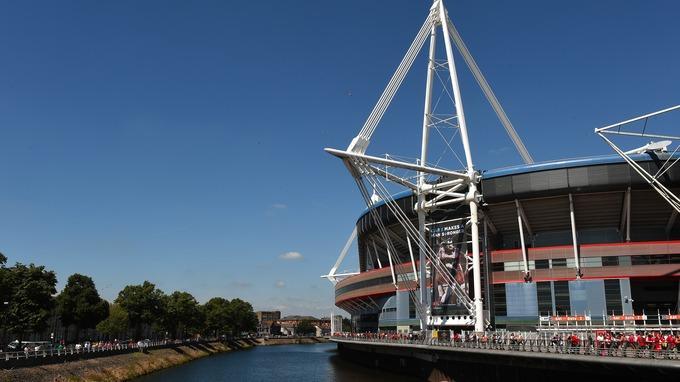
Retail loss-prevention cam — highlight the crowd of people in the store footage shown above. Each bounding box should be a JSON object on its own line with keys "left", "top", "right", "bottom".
{"left": 332, "top": 329, "right": 680, "bottom": 359}
{"left": 587, "top": 331, "right": 678, "bottom": 355}
{"left": 1, "top": 339, "right": 169, "bottom": 359}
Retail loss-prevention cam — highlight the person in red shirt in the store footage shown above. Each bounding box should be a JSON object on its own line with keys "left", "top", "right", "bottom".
{"left": 637, "top": 332, "right": 647, "bottom": 350}
{"left": 570, "top": 334, "right": 580, "bottom": 354}
{"left": 628, "top": 333, "right": 637, "bottom": 350}
{"left": 668, "top": 333, "right": 676, "bottom": 351}
{"left": 653, "top": 332, "right": 662, "bottom": 356}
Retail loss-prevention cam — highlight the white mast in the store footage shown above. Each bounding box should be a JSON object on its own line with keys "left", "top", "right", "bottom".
{"left": 417, "top": 5, "right": 438, "bottom": 330}
{"left": 327, "top": 0, "right": 534, "bottom": 333}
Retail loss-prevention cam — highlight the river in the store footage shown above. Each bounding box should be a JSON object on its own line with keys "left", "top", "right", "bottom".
{"left": 134, "top": 343, "right": 419, "bottom": 382}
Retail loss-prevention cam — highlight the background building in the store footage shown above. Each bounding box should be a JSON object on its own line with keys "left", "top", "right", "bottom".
{"left": 278, "top": 316, "right": 331, "bottom": 336}
{"left": 255, "top": 311, "right": 281, "bottom": 336}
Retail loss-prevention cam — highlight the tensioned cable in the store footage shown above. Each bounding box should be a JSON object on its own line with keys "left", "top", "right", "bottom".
{"left": 357, "top": 11, "right": 437, "bottom": 142}
{"left": 355, "top": 159, "right": 474, "bottom": 310}
{"left": 433, "top": 123, "right": 467, "bottom": 170}
{"left": 353, "top": 160, "right": 446, "bottom": 320}
{"left": 366, "top": 177, "right": 473, "bottom": 311}
{"left": 360, "top": 14, "right": 434, "bottom": 140}
{"left": 433, "top": 67, "right": 457, "bottom": 113}
{"left": 445, "top": 16, "right": 534, "bottom": 164}
{"left": 599, "top": 134, "right": 680, "bottom": 212}
{"left": 349, "top": 157, "right": 491, "bottom": 325}
{"left": 430, "top": 127, "right": 460, "bottom": 171}
{"left": 431, "top": 71, "right": 452, "bottom": 114}
{"left": 653, "top": 145, "right": 680, "bottom": 179}
{"left": 351, "top": 170, "right": 429, "bottom": 320}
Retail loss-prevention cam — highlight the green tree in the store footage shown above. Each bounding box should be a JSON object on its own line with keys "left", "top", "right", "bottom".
{"left": 115, "top": 281, "right": 166, "bottom": 339}
{"left": 163, "top": 291, "right": 202, "bottom": 339}
{"left": 57, "top": 274, "right": 109, "bottom": 341}
{"left": 227, "top": 298, "right": 257, "bottom": 335}
{"left": 0, "top": 253, "right": 10, "bottom": 334}
{"left": 4, "top": 263, "right": 57, "bottom": 343}
{"left": 295, "top": 320, "right": 315, "bottom": 336}
{"left": 0, "top": 254, "right": 9, "bottom": 304}
{"left": 96, "top": 304, "right": 129, "bottom": 340}
{"left": 203, "top": 297, "right": 231, "bottom": 337}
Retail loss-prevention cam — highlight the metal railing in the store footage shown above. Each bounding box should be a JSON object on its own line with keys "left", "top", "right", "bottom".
{"left": 332, "top": 334, "right": 680, "bottom": 361}
{"left": 1, "top": 338, "right": 215, "bottom": 362}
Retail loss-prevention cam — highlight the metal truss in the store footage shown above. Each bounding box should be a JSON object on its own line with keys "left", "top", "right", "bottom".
{"left": 325, "top": 0, "right": 536, "bottom": 332}
{"left": 321, "top": 227, "right": 359, "bottom": 285}
{"left": 595, "top": 105, "right": 680, "bottom": 214}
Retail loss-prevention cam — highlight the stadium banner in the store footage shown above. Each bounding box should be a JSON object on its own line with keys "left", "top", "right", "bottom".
{"left": 548, "top": 315, "right": 590, "bottom": 322}
{"left": 429, "top": 219, "right": 469, "bottom": 316}
{"left": 609, "top": 314, "right": 647, "bottom": 321}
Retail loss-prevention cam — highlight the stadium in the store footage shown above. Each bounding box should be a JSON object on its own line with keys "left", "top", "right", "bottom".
{"left": 324, "top": 0, "right": 680, "bottom": 335}
{"left": 333, "top": 152, "right": 680, "bottom": 332}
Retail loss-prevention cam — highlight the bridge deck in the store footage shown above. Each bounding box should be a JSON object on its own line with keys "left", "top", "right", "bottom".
{"left": 332, "top": 337, "right": 680, "bottom": 376}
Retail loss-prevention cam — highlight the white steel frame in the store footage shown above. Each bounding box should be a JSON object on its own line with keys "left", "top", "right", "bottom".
{"left": 325, "top": 0, "right": 533, "bottom": 332}
{"left": 595, "top": 104, "right": 680, "bottom": 214}
{"left": 321, "top": 227, "right": 359, "bottom": 285}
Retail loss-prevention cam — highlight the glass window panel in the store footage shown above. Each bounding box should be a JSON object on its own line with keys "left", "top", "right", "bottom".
{"left": 506, "top": 283, "right": 538, "bottom": 317}
{"left": 602, "top": 256, "right": 619, "bottom": 266}
{"left": 604, "top": 279, "right": 623, "bottom": 315}
{"left": 493, "top": 284, "right": 507, "bottom": 317}
{"left": 619, "top": 256, "right": 632, "bottom": 266}
{"left": 631, "top": 255, "right": 649, "bottom": 265}
{"left": 535, "top": 259, "right": 549, "bottom": 269}
{"left": 552, "top": 259, "right": 567, "bottom": 268}
{"left": 581, "top": 257, "right": 602, "bottom": 268}
{"left": 553, "top": 281, "right": 570, "bottom": 315}
{"left": 536, "top": 282, "right": 553, "bottom": 316}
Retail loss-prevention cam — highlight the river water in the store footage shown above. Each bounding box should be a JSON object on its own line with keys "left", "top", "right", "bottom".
{"left": 134, "top": 343, "right": 419, "bottom": 382}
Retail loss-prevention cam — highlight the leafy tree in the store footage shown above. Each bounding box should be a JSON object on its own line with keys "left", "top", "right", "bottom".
{"left": 295, "top": 320, "right": 316, "bottom": 336}
{"left": 115, "top": 281, "right": 166, "bottom": 339}
{"left": 57, "top": 274, "right": 109, "bottom": 341}
{"left": 163, "top": 291, "right": 202, "bottom": 339}
{"left": 0, "top": 253, "right": 9, "bottom": 332}
{"left": 96, "top": 304, "right": 129, "bottom": 339}
{"left": 4, "top": 263, "right": 57, "bottom": 343}
{"left": 227, "top": 298, "right": 257, "bottom": 335}
{"left": 203, "top": 297, "right": 231, "bottom": 337}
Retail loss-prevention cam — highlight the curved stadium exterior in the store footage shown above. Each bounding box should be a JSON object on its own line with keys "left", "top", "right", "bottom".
{"left": 335, "top": 152, "right": 680, "bottom": 332}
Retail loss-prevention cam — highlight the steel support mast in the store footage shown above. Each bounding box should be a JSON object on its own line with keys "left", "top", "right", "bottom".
{"left": 437, "top": 0, "right": 484, "bottom": 332}
{"left": 417, "top": 18, "right": 438, "bottom": 330}
{"left": 325, "top": 0, "right": 533, "bottom": 333}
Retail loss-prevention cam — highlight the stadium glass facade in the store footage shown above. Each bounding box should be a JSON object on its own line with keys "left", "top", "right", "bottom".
{"left": 335, "top": 153, "right": 680, "bottom": 331}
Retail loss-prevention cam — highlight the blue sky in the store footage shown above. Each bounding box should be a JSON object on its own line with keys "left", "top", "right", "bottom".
{"left": 0, "top": 0, "right": 678, "bottom": 317}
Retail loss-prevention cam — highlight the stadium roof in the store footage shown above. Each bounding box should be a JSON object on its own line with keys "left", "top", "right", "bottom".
{"left": 357, "top": 151, "right": 680, "bottom": 218}
{"left": 483, "top": 152, "right": 680, "bottom": 179}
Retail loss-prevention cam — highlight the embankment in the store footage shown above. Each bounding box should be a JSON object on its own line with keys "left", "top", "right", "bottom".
{"left": 0, "top": 340, "right": 254, "bottom": 382}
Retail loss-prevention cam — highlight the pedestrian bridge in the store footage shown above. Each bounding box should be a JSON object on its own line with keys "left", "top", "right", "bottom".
{"left": 332, "top": 336, "right": 680, "bottom": 381}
